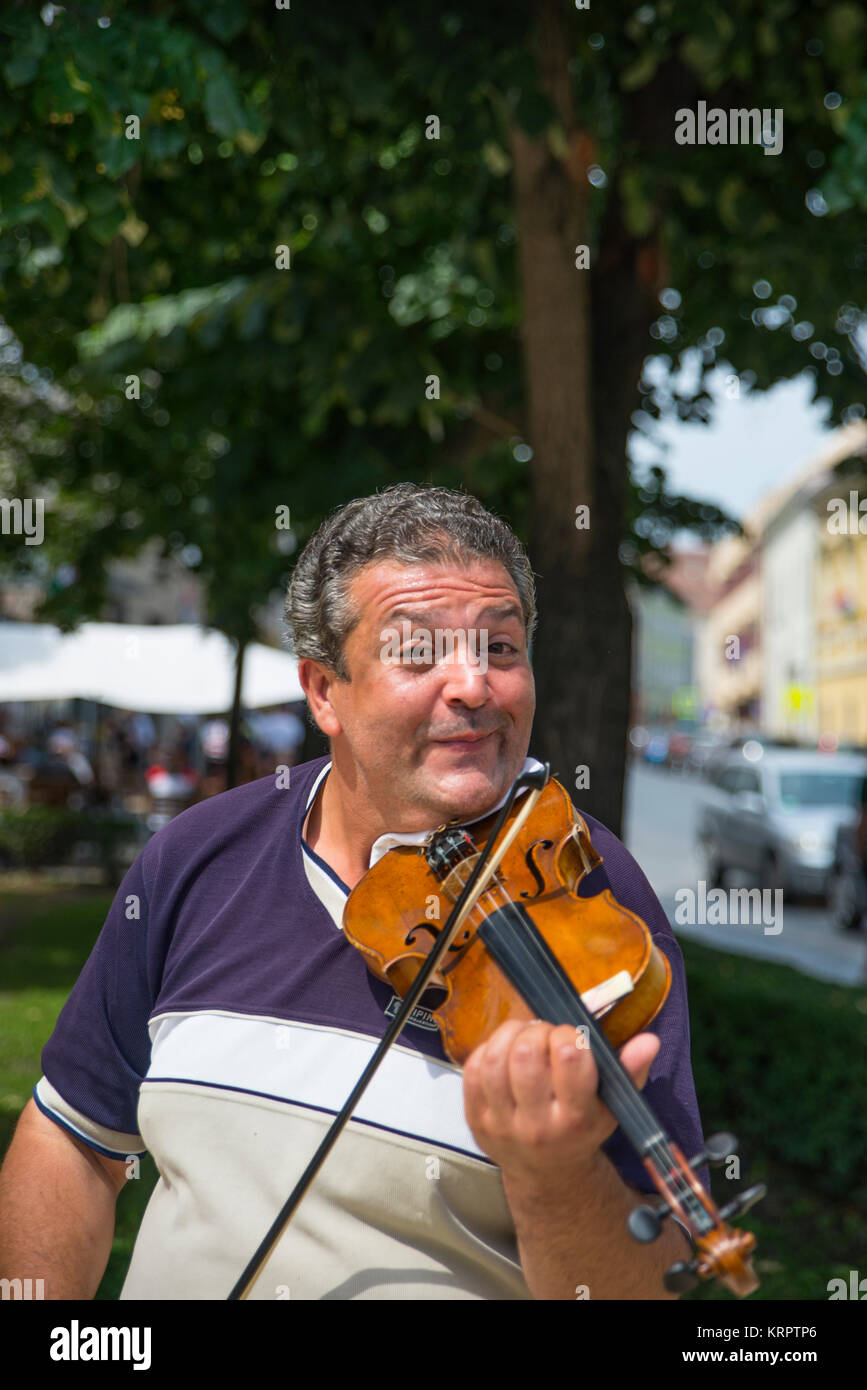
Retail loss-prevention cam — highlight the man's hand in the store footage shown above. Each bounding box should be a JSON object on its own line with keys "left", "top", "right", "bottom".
{"left": 462, "top": 1017, "right": 660, "bottom": 1186}
{"left": 461, "top": 1019, "right": 685, "bottom": 1298}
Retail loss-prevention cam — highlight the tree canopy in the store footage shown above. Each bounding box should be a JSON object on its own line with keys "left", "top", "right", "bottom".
{"left": 2, "top": 0, "right": 866, "bottom": 825}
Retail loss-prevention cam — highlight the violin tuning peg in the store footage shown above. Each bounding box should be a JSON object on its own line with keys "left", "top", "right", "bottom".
{"left": 718, "top": 1183, "right": 767, "bottom": 1222}
{"left": 664, "top": 1258, "right": 700, "bottom": 1293}
{"left": 627, "top": 1201, "right": 670, "bottom": 1243}
{"left": 689, "top": 1131, "right": 738, "bottom": 1168}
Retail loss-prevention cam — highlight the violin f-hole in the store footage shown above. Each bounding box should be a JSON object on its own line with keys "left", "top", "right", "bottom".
{"left": 519, "top": 839, "right": 554, "bottom": 898}
{"left": 405, "top": 922, "right": 472, "bottom": 952}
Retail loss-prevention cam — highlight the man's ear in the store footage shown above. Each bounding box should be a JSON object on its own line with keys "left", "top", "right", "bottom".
{"left": 298, "top": 658, "right": 344, "bottom": 739}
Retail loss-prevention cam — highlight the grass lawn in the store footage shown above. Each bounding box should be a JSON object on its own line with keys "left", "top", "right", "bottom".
{"left": 0, "top": 888, "right": 157, "bottom": 1300}
{"left": 0, "top": 886, "right": 864, "bottom": 1301}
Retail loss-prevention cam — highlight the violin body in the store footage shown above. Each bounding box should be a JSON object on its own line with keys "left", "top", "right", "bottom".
{"left": 344, "top": 775, "right": 672, "bottom": 1064}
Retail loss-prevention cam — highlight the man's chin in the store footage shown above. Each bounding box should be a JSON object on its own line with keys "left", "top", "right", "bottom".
{"left": 419, "top": 752, "right": 517, "bottom": 822}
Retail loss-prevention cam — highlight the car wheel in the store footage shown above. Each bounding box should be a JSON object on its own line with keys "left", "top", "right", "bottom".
{"left": 759, "top": 851, "right": 784, "bottom": 894}
{"left": 698, "top": 837, "right": 725, "bottom": 889}
{"left": 827, "top": 864, "right": 864, "bottom": 933}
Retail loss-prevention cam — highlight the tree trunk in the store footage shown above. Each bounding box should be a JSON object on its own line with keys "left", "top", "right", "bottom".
{"left": 509, "top": 0, "right": 623, "bottom": 834}
{"left": 225, "top": 638, "right": 247, "bottom": 790}
{"left": 590, "top": 177, "right": 670, "bottom": 829}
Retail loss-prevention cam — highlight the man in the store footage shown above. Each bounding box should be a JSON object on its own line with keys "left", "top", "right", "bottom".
{"left": 0, "top": 483, "right": 704, "bottom": 1300}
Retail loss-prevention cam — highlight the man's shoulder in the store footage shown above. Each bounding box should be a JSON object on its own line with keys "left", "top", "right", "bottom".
{"left": 140, "top": 754, "right": 330, "bottom": 866}
{"left": 567, "top": 800, "right": 627, "bottom": 870}
{"left": 569, "top": 802, "right": 669, "bottom": 936}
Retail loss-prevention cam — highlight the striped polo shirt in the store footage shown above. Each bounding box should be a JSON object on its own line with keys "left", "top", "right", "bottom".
{"left": 34, "top": 753, "right": 705, "bottom": 1299}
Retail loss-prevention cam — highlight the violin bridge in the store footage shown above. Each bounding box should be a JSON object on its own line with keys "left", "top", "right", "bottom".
{"left": 580, "top": 969, "right": 634, "bottom": 1016}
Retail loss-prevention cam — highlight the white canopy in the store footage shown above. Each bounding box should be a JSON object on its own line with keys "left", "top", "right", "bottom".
{"left": 0, "top": 622, "right": 304, "bottom": 714}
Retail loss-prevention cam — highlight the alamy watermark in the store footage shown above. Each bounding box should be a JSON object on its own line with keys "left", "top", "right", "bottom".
{"left": 674, "top": 882, "right": 783, "bottom": 935}
{"left": 380, "top": 622, "right": 489, "bottom": 672}
{"left": 49, "top": 1320, "right": 151, "bottom": 1370}
{"left": 675, "top": 102, "right": 783, "bottom": 156}
{"left": 828, "top": 1270, "right": 867, "bottom": 1299}
{"left": 1, "top": 1276, "right": 45, "bottom": 1299}
{"left": 0, "top": 497, "right": 44, "bottom": 545}
{"left": 827, "top": 491, "right": 867, "bottom": 534}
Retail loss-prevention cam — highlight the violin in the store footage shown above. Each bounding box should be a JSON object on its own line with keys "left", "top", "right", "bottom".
{"left": 228, "top": 763, "right": 764, "bottom": 1300}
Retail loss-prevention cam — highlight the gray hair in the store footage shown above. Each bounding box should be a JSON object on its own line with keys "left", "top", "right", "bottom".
{"left": 285, "top": 482, "right": 537, "bottom": 680}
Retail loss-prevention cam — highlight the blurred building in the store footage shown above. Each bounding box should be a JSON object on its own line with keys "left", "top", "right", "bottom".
{"left": 1, "top": 538, "right": 205, "bottom": 626}
{"left": 629, "top": 549, "right": 712, "bottom": 726}
{"left": 760, "top": 422, "right": 867, "bottom": 741}
{"left": 809, "top": 450, "right": 867, "bottom": 744}
{"left": 696, "top": 419, "right": 867, "bottom": 738}
{"left": 102, "top": 540, "right": 204, "bottom": 624}
{"left": 761, "top": 480, "right": 822, "bottom": 741}
{"left": 696, "top": 522, "right": 763, "bottom": 729}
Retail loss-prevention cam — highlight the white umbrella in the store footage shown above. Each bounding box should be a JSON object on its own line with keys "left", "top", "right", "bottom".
{"left": 0, "top": 622, "right": 304, "bottom": 714}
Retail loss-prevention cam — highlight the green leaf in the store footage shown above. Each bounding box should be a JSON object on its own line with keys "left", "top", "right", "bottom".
{"left": 92, "top": 135, "right": 140, "bottom": 179}
{"left": 32, "top": 53, "right": 92, "bottom": 119}
{"left": 41, "top": 151, "right": 76, "bottom": 205}
{"left": 482, "top": 141, "right": 511, "bottom": 176}
{"left": 2, "top": 13, "right": 48, "bottom": 68}
{"left": 34, "top": 196, "right": 69, "bottom": 246}
{"left": 0, "top": 164, "right": 41, "bottom": 209}
{"left": 828, "top": 3, "right": 865, "bottom": 50}
{"left": 677, "top": 175, "right": 707, "bottom": 208}
{"left": 187, "top": 0, "right": 247, "bottom": 44}
{"left": 0, "top": 15, "right": 38, "bottom": 38}
{"left": 149, "top": 125, "right": 188, "bottom": 159}
{"left": 235, "top": 110, "right": 267, "bottom": 155}
{"left": 679, "top": 35, "right": 721, "bottom": 77}
{"left": 204, "top": 73, "right": 247, "bottom": 140}
{"left": 620, "top": 50, "right": 659, "bottom": 91}
{"left": 756, "top": 19, "right": 778, "bottom": 55}
{"left": 621, "top": 167, "right": 655, "bottom": 236}
{"left": 235, "top": 291, "right": 267, "bottom": 342}
{"left": 3, "top": 52, "right": 40, "bottom": 88}
{"left": 717, "top": 176, "right": 744, "bottom": 230}
{"left": 87, "top": 207, "right": 126, "bottom": 245}
{"left": 82, "top": 183, "right": 119, "bottom": 217}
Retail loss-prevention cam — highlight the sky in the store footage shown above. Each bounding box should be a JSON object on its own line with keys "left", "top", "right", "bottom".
{"left": 628, "top": 352, "right": 840, "bottom": 537}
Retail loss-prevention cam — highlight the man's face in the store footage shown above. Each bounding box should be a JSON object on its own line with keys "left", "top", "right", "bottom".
{"left": 306, "top": 556, "right": 535, "bottom": 830}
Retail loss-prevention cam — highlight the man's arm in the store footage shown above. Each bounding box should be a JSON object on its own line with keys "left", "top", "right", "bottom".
{"left": 502, "top": 1148, "right": 688, "bottom": 1300}
{"left": 463, "top": 1021, "right": 693, "bottom": 1300}
{"left": 0, "top": 1098, "right": 128, "bottom": 1299}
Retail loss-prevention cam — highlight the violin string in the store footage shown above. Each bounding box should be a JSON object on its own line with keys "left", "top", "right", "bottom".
{"left": 473, "top": 872, "right": 707, "bottom": 1226}
{"left": 442, "top": 849, "right": 708, "bottom": 1227}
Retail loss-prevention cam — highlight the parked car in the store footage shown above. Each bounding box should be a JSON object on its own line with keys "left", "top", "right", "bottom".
{"left": 696, "top": 746, "right": 867, "bottom": 897}
{"left": 643, "top": 730, "right": 670, "bottom": 765}
{"left": 667, "top": 729, "right": 693, "bottom": 771}
{"left": 628, "top": 726, "right": 650, "bottom": 757}
{"left": 826, "top": 822, "right": 867, "bottom": 932}
{"left": 686, "top": 731, "right": 726, "bottom": 774}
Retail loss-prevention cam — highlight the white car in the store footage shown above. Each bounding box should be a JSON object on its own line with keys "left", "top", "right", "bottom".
{"left": 696, "top": 746, "right": 867, "bottom": 898}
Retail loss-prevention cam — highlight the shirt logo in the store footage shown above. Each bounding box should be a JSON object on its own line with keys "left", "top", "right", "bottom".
{"left": 384, "top": 995, "right": 439, "bottom": 1031}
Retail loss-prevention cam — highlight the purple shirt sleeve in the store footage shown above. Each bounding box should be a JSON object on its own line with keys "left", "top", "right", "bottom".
{"left": 39, "top": 848, "right": 159, "bottom": 1143}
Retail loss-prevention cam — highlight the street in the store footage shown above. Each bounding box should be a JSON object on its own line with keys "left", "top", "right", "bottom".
{"left": 623, "top": 760, "right": 867, "bottom": 987}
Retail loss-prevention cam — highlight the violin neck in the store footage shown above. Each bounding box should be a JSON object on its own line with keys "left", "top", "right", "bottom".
{"left": 476, "top": 901, "right": 707, "bottom": 1224}
{"left": 476, "top": 903, "right": 656, "bottom": 1146}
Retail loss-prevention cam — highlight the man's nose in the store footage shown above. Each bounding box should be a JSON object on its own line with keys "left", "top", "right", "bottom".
{"left": 439, "top": 642, "right": 490, "bottom": 703}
